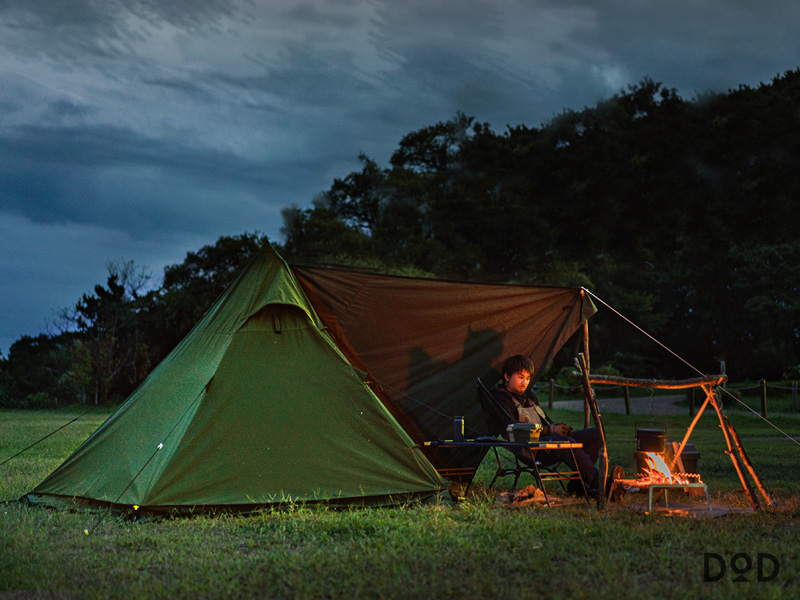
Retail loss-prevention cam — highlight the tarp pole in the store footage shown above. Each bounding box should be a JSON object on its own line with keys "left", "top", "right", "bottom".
{"left": 577, "top": 353, "right": 607, "bottom": 508}
{"left": 582, "top": 321, "right": 591, "bottom": 429}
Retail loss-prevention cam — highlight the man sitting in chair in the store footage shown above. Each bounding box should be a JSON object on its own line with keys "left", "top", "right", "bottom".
{"left": 492, "top": 354, "right": 601, "bottom": 498}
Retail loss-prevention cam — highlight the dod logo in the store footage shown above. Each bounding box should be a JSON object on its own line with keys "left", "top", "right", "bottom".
{"left": 704, "top": 553, "right": 780, "bottom": 583}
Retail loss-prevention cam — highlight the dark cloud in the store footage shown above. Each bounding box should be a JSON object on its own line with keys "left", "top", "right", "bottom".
{"left": 1, "top": 0, "right": 798, "bottom": 353}
{"left": 0, "top": 0, "right": 244, "bottom": 61}
{"left": 283, "top": 3, "right": 361, "bottom": 28}
{"left": 0, "top": 121, "right": 332, "bottom": 239}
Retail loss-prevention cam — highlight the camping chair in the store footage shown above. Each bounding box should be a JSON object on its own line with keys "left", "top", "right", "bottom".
{"left": 475, "top": 378, "right": 584, "bottom": 497}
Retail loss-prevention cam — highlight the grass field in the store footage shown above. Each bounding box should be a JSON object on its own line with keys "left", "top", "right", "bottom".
{"left": 1, "top": 406, "right": 799, "bottom": 599}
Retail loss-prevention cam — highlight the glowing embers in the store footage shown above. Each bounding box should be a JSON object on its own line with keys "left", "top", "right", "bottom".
{"left": 613, "top": 451, "right": 704, "bottom": 492}
{"left": 638, "top": 451, "right": 697, "bottom": 486}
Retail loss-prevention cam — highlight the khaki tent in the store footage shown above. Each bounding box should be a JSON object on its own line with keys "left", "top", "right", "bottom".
{"left": 29, "top": 244, "right": 595, "bottom": 514}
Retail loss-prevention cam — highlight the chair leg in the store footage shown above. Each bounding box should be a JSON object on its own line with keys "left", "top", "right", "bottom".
{"left": 489, "top": 469, "right": 501, "bottom": 490}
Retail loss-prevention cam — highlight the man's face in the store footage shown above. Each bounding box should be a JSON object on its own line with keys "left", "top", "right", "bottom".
{"left": 505, "top": 369, "right": 531, "bottom": 394}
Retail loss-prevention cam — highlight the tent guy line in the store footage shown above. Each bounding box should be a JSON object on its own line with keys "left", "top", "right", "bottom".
{"left": 717, "top": 388, "right": 800, "bottom": 448}
{"left": 86, "top": 442, "right": 164, "bottom": 536}
{"left": 370, "top": 378, "right": 483, "bottom": 437}
{"left": 583, "top": 287, "right": 707, "bottom": 378}
{"left": 584, "top": 288, "right": 800, "bottom": 449}
{"left": 0, "top": 404, "right": 99, "bottom": 469}
{"left": 86, "top": 387, "right": 207, "bottom": 533}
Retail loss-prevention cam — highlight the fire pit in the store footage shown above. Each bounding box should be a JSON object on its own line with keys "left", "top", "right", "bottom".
{"left": 611, "top": 451, "right": 712, "bottom": 514}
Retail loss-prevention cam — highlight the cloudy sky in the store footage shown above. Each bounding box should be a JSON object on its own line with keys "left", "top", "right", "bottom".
{"left": 1, "top": 0, "right": 798, "bottom": 354}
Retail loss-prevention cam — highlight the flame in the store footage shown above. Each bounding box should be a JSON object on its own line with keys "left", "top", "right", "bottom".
{"left": 638, "top": 452, "right": 690, "bottom": 485}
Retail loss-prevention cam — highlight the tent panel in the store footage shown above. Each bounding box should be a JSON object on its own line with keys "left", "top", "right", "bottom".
{"left": 147, "top": 306, "right": 445, "bottom": 506}
{"left": 31, "top": 245, "right": 447, "bottom": 512}
{"left": 31, "top": 330, "right": 229, "bottom": 503}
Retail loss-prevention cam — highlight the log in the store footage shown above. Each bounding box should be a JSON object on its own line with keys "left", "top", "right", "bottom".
{"left": 725, "top": 417, "right": 774, "bottom": 508}
{"left": 584, "top": 374, "right": 727, "bottom": 390}
{"left": 667, "top": 385, "right": 713, "bottom": 473}
{"left": 709, "top": 394, "right": 760, "bottom": 511}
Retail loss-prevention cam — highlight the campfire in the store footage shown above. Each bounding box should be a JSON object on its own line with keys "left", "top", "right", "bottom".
{"left": 609, "top": 450, "right": 712, "bottom": 514}
{"left": 614, "top": 451, "right": 702, "bottom": 491}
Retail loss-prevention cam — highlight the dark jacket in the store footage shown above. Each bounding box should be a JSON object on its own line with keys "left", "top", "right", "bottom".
{"left": 491, "top": 385, "right": 554, "bottom": 431}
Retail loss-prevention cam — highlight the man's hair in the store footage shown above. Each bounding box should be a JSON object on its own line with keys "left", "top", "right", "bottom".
{"left": 501, "top": 354, "right": 534, "bottom": 378}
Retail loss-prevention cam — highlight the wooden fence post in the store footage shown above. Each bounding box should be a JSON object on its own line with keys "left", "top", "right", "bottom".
{"left": 624, "top": 386, "right": 631, "bottom": 415}
{"left": 548, "top": 378, "right": 554, "bottom": 410}
{"left": 760, "top": 379, "right": 767, "bottom": 418}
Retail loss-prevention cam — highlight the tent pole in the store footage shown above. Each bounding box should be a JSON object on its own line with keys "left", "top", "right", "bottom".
{"left": 578, "top": 353, "right": 607, "bottom": 508}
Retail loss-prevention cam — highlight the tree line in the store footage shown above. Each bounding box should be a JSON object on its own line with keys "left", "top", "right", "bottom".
{"left": 2, "top": 72, "right": 799, "bottom": 407}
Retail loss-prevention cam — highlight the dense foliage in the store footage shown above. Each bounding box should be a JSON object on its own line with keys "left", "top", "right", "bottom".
{"left": 282, "top": 73, "right": 800, "bottom": 381}
{"left": 2, "top": 72, "right": 799, "bottom": 407}
{"left": 0, "top": 233, "right": 268, "bottom": 407}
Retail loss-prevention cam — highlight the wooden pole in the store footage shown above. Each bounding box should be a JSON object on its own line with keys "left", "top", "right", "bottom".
{"left": 583, "top": 322, "right": 591, "bottom": 429}
{"left": 573, "top": 358, "right": 592, "bottom": 439}
{"left": 709, "top": 393, "right": 760, "bottom": 511}
{"left": 578, "top": 353, "right": 607, "bottom": 509}
{"left": 548, "top": 378, "right": 554, "bottom": 410}
{"left": 583, "top": 321, "right": 591, "bottom": 375}
{"left": 583, "top": 394, "right": 591, "bottom": 430}
{"left": 624, "top": 386, "right": 631, "bottom": 416}
{"left": 689, "top": 387, "right": 695, "bottom": 417}
{"left": 760, "top": 379, "right": 767, "bottom": 418}
{"left": 668, "top": 385, "right": 714, "bottom": 472}
{"left": 793, "top": 381, "right": 798, "bottom": 411}
{"left": 725, "top": 417, "right": 774, "bottom": 508}
{"left": 585, "top": 374, "right": 727, "bottom": 389}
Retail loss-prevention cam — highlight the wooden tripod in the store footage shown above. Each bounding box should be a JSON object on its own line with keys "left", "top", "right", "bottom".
{"left": 579, "top": 371, "right": 773, "bottom": 511}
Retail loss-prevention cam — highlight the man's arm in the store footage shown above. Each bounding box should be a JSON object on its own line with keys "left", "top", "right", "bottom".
{"left": 490, "top": 387, "right": 519, "bottom": 422}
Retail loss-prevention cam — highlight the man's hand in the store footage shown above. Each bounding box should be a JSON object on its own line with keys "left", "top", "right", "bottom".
{"left": 550, "top": 423, "right": 573, "bottom": 437}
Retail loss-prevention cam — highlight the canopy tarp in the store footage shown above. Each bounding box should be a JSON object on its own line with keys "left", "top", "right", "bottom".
{"left": 294, "top": 266, "right": 596, "bottom": 476}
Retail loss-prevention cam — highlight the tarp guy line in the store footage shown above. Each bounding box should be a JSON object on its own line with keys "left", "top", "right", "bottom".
{"left": 584, "top": 288, "right": 800, "bottom": 448}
